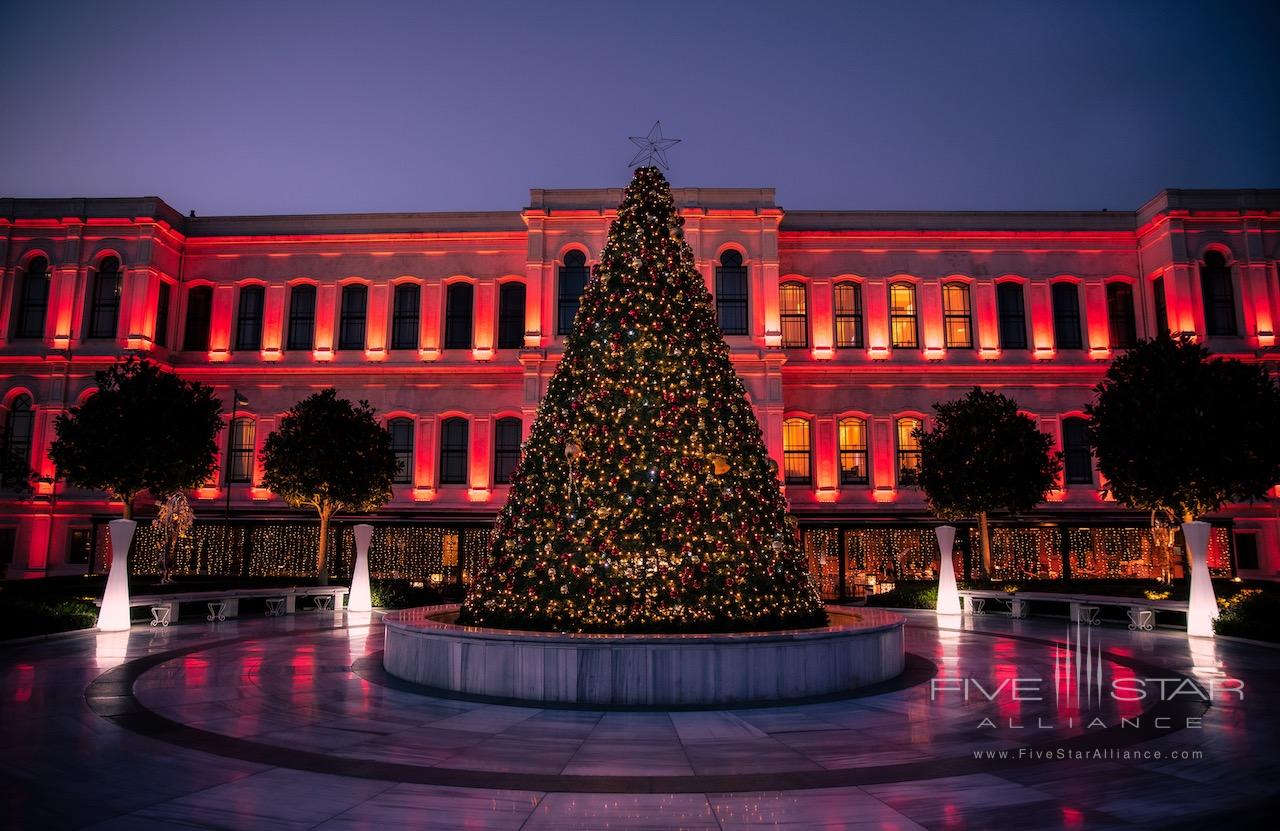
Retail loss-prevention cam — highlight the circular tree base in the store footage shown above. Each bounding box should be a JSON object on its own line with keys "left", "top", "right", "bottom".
{"left": 382, "top": 605, "right": 905, "bottom": 707}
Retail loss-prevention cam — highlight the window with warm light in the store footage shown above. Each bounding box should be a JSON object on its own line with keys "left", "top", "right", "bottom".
{"left": 439, "top": 417, "right": 469, "bottom": 485}
{"left": 715, "top": 250, "right": 748, "bottom": 335}
{"left": 286, "top": 285, "right": 316, "bottom": 351}
{"left": 838, "top": 417, "right": 868, "bottom": 485}
{"left": 889, "top": 282, "right": 918, "bottom": 349}
{"left": 834, "top": 282, "right": 863, "bottom": 348}
{"left": 1106, "top": 282, "right": 1137, "bottom": 348}
{"left": 1062, "top": 417, "right": 1092, "bottom": 484}
{"left": 1200, "top": 251, "right": 1237, "bottom": 336}
{"left": 388, "top": 417, "right": 414, "bottom": 484}
{"left": 497, "top": 282, "right": 526, "bottom": 349}
{"left": 896, "top": 417, "right": 922, "bottom": 484}
{"left": 444, "top": 283, "right": 474, "bottom": 350}
{"left": 1152, "top": 275, "right": 1169, "bottom": 335}
{"left": 227, "top": 417, "right": 255, "bottom": 484}
{"left": 154, "top": 282, "right": 171, "bottom": 348}
{"left": 779, "top": 282, "right": 808, "bottom": 348}
{"left": 2, "top": 395, "right": 34, "bottom": 485}
{"left": 494, "top": 416, "right": 522, "bottom": 484}
{"left": 234, "top": 285, "right": 265, "bottom": 351}
{"left": 1051, "top": 282, "right": 1083, "bottom": 349}
{"left": 942, "top": 282, "right": 972, "bottom": 348}
{"left": 87, "top": 257, "right": 122, "bottom": 339}
{"left": 558, "top": 250, "right": 589, "bottom": 335}
{"left": 782, "top": 417, "right": 812, "bottom": 484}
{"left": 183, "top": 286, "right": 213, "bottom": 352}
{"left": 338, "top": 285, "right": 367, "bottom": 351}
{"left": 391, "top": 284, "right": 420, "bottom": 350}
{"left": 996, "top": 282, "right": 1027, "bottom": 349}
{"left": 12, "top": 257, "right": 49, "bottom": 340}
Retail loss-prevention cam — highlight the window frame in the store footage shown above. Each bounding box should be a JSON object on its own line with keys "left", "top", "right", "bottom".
{"left": 715, "top": 250, "right": 749, "bottom": 336}
{"left": 390, "top": 283, "right": 421, "bottom": 351}
{"left": 443, "top": 282, "right": 474, "bottom": 350}
{"left": 286, "top": 284, "right": 317, "bottom": 351}
{"left": 779, "top": 281, "right": 808, "bottom": 348}
{"left": 1199, "top": 251, "right": 1238, "bottom": 337}
{"left": 941, "top": 281, "right": 973, "bottom": 349}
{"left": 1061, "top": 417, "right": 1093, "bottom": 485}
{"left": 996, "top": 281, "right": 1028, "bottom": 350}
{"left": 497, "top": 281, "right": 526, "bottom": 350}
{"left": 87, "top": 257, "right": 122, "bottom": 340}
{"left": 12, "top": 256, "right": 50, "bottom": 340}
{"left": 782, "top": 417, "right": 812, "bottom": 485}
{"left": 889, "top": 282, "right": 919, "bottom": 349}
{"left": 3, "top": 394, "right": 34, "bottom": 478}
{"left": 557, "top": 250, "right": 589, "bottom": 336}
{"left": 1051, "top": 281, "right": 1083, "bottom": 350}
{"left": 388, "top": 417, "right": 414, "bottom": 484}
{"left": 833, "top": 281, "right": 863, "bottom": 349}
{"left": 493, "top": 416, "right": 522, "bottom": 485}
{"left": 338, "top": 284, "right": 368, "bottom": 351}
{"left": 227, "top": 417, "right": 256, "bottom": 484}
{"left": 1152, "top": 275, "right": 1169, "bottom": 336}
{"left": 438, "top": 417, "right": 469, "bottom": 485}
{"left": 183, "top": 285, "right": 214, "bottom": 352}
{"left": 838, "top": 416, "right": 869, "bottom": 485}
{"left": 234, "top": 284, "right": 265, "bottom": 352}
{"left": 895, "top": 417, "right": 923, "bottom": 485}
{"left": 1106, "top": 281, "right": 1138, "bottom": 349}
{"left": 154, "top": 281, "right": 171, "bottom": 348}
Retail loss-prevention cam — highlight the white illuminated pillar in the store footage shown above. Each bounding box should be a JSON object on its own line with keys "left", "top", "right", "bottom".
{"left": 348, "top": 523, "right": 374, "bottom": 612}
{"left": 935, "top": 525, "right": 962, "bottom": 615}
{"left": 1182, "top": 520, "right": 1219, "bottom": 637}
{"left": 97, "top": 519, "right": 136, "bottom": 632}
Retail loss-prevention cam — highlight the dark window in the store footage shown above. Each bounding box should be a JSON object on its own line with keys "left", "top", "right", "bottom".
{"left": 1200, "top": 251, "right": 1237, "bottom": 336}
{"left": 1234, "top": 533, "right": 1259, "bottom": 571}
{"left": 996, "top": 282, "right": 1027, "bottom": 349}
{"left": 779, "top": 281, "right": 808, "bottom": 348}
{"left": 1152, "top": 275, "right": 1169, "bottom": 335}
{"left": 13, "top": 257, "right": 50, "bottom": 340}
{"left": 227, "top": 417, "right": 255, "bottom": 484}
{"left": 183, "top": 286, "right": 213, "bottom": 352}
{"left": 1051, "top": 282, "right": 1083, "bottom": 350}
{"left": 66, "top": 528, "right": 92, "bottom": 565}
{"left": 558, "top": 250, "right": 589, "bottom": 335}
{"left": 3, "top": 395, "right": 34, "bottom": 484}
{"left": 439, "top": 417, "right": 468, "bottom": 485}
{"left": 234, "top": 285, "right": 265, "bottom": 351}
{"left": 715, "top": 250, "right": 748, "bottom": 335}
{"left": 942, "top": 282, "right": 972, "bottom": 349}
{"left": 444, "top": 282, "right": 474, "bottom": 350}
{"left": 896, "top": 418, "right": 923, "bottom": 485}
{"left": 494, "top": 416, "right": 522, "bottom": 485}
{"left": 87, "top": 257, "right": 122, "bottom": 339}
{"left": 287, "top": 284, "right": 316, "bottom": 351}
{"left": 339, "top": 284, "right": 367, "bottom": 351}
{"left": 497, "top": 282, "right": 526, "bottom": 349}
{"left": 833, "top": 282, "right": 863, "bottom": 348}
{"left": 1106, "top": 282, "right": 1137, "bottom": 348}
{"left": 838, "top": 417, "right": 868, "bottom": 485}
{"left": 154, "top": 282, "right": 171, "bottom": 348}
{"left": 0, "top": 528, "right": 15, "bottom": 566}
{"left": 783, "top": 417, "right": 811, "bottom": 484}
{"left": 388, "top": 418, "right": 414, "bottom": 484}
{"left": 1062, "top": 417, "right": 1092, "bottom": 485}
{"left": 889, "top": 282, "right": 918, "bottom": 348}
{"left": 391, "top": 283, "right": 420, "bottom": 350}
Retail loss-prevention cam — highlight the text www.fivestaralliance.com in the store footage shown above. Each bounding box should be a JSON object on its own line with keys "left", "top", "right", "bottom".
{"left": 973, "top": 748, "right": 1203, "bottom": 761}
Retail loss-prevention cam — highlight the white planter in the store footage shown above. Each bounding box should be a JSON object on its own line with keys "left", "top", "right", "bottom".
{"left": 935, "top": 525, "right": 962, "bottom": 614}
{"left": 347, "top": 523, "right": 374, "bottom": 613}
{"left": 1182, "top": 520, "right": 1219, "bottom": 637}
{"left": 97, "top": 519, "right": 136, "bottom": 632}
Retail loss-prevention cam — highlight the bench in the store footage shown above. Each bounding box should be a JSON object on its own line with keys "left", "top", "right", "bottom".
{"left": 92, "top": 586, "right": 350, "bottom": 626}
{"left": 958, "top": 589, "right": 1188, "bottom": 631}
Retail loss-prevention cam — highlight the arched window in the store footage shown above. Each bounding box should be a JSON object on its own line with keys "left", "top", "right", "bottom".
{"left": 87, "top": 257, "right": 122, "bottom": 339}
{"left": 896, "top": 417, "right": 922, "bottom": 484}
{"left": 779, "top": 281, "right": 808, "bottom": 348}
{"left": 557, "top": 250, "right": 589, "bottom": 335}
{"left": 12, "top": 257, "right": 50, "bottom": 340}
{"left": 497, "top": 282, "right": 526, "bottom": 349}
{"left": 942, "top": 282, "right": 972, "bottom": 349}
{"left": 833, "top": 282, "right": 863, "bottom": 348}
{"left": 227, "top": 417, "right": 255, "bottom": 484}
{"left": 391, "top": 283, "right": 420, "bottom": 350}
{"left": 1051, "top": 282, "right": 1083, "bottom": 349}
{"left": 1152, "top": 276, "right": 1169, "bottom": 335}
{"left": 1062, "top": 417, "right": 1092, "bottom": 485}
{"left": 782, "top": 417, "right": 811, "bottom": 484}
{"left": 287, "top": 284, "right": 316, "bottom": 351}
{"left": 889, "top": 282, "right": 918, "bottom": 348}
{"left": 494, "top": 416, "right": 522, "bottom": 484}
{"left": 444, "top": 283, "right": 474, "bottom": 350}
{"left": 339, "top": 284, "right": 368, "bottom": 351}
{"left": 388, "top": 417, "right": 414, "bottom": 484}
{"left": 183, "top": 286, "right": 213, "bottom": 352}
{"left": 439, "top": 417, "right": 469, "bottom": 485}
{"left": 1106, "top": 282, "right": 1137, "bottom": 348}
{"left": 715, "top": 250, "right": 748, "bottom": 335}
{"left": 838, "top": 417, "right": 868, "bottom": 485}
{"left": 154, "top": 282, "right": 171, "bottom": 348}
{"left": 996, "top": 282, "right": 1027, "bottom": 349}
{"left": 3, "top": 395, "right": 34, "bottom": 484}
{"left": 1200, "top": 251, "right": 1237, "bottom": 336}
{"left": 234, "top": 285, "right": 265, "bottom": 351}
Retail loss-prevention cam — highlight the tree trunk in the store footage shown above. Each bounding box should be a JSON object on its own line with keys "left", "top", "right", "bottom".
{"left": 978, "top": 511, "right": 993, "bottom": 578}
{"left": 121, "top": 497, "right": 134, "bottom": 520}
{"left": 1178, "top": 510, "right": 1196, "bottom": 578}
{"left": 316, "top": 507, "right": 332, "bottom": 585}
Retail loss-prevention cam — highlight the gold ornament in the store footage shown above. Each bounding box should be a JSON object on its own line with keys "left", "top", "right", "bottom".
{"left": 708, "top": 454, "right": 730, "bottom": 476}
{"left": 697, "top": 396, "right": 709, "bottom": 408}
{"left": 565, "top": 441, "right": 582, "bottom": 461}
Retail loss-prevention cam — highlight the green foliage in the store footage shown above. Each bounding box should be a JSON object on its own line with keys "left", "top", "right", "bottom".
{"left": 369, "top": 579, "right": 457, "bottom": 610}
{"left": 865, "top": 582, "right": 938, "bottom": 609}
{"left": 49, "top": 357, "right": 223, "bottom": 517}
{"left": 0, "top": 598, "right": 98, "bottom": 640}
{"left": 0, "top": 450, "right": 36, "bottom": 496}
{"left": 915, "top": 387, "right": 1062, "bottom": 519}
{"left": 1086, "top": 333, "right": 1280, "bottom": 521}
{"left": 460, "top": 167, "right": 826, "bottom": 633}
{"left": 1214, "top": 588, "right": 1280, "bottom": 642}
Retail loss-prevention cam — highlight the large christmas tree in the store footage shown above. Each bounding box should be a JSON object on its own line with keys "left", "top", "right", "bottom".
{"left": 460, "top": 167, "right": 826, "bottom": 633}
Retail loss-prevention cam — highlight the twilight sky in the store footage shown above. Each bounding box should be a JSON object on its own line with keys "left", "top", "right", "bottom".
{"left": 2, "top": 0, "right": 1277, "bottom": 216}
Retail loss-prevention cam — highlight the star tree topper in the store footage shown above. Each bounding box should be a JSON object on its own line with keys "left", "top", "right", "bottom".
{"left": 628, "top": 121, "right": 681, "bottom": 170}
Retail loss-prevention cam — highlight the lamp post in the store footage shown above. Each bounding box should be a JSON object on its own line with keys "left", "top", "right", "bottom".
{"left": 223, "top": 390, "right": 249, "bottom": 573}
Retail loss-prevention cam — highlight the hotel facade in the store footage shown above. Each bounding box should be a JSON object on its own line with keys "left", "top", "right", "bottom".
{"left": 1, "top": 186, "right": 1277, "bottom": 591}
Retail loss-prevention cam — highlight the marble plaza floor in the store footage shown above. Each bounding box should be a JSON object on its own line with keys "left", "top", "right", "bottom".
{"left": 1, "top": 607, "right": 1276, "bottom": 830}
